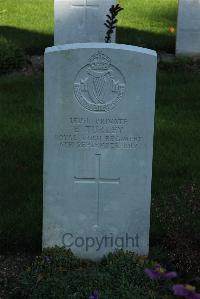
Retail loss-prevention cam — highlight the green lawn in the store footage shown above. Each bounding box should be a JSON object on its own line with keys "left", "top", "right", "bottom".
{"left": 0, "top": 0, "right": 178, "bottom": 53}
{"left": 0, "top": 0, "right": 54, "bottom": 53}
{"left": 1, "top": 0, "right": 199, "bottom": 282}
{"left": 118, "top": 0, "right": 178, "bottom": 52}
{"left": 1, "top": 69, "right": 200, "bottom": 255}
{"left": 0, "top": 74, "right": 43, "bottom": 251}
{"left": 153, "top": 70, "right": 200, "bottom": 194}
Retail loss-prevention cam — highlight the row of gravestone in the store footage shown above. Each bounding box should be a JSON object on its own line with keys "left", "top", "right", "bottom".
{"left": 54, "top": 0, "right": 200, "bottom": 56}
{"left": 42, "top": 0, "right": 198, "bottom": 261}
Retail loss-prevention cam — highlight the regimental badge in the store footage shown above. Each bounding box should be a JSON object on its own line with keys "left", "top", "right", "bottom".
{"left": 74, "top": 51, "right": 126, "bottom": 112}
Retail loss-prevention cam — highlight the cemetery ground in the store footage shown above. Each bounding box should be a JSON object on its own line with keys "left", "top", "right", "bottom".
{"left": 1, "top": 0, "right": 200, "bottom": 298}
{"left": 1, "top": 66, "right": 200, "bottom": 298}
{"left": 0, "top": 0, "right": 177, "bottom": 53}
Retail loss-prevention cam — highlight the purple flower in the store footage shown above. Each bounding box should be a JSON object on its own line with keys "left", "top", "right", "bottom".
{"left": 144, "top": 264, "right": 177, "bottom": 280}
{"left": 44, "top": 255, "right": 51, "bottom": 263}
{"left": 173, "top": 284, "right": 200, "bottom": 299}
{"left": 89, "top": 289, "right": 99, "bottom": 299}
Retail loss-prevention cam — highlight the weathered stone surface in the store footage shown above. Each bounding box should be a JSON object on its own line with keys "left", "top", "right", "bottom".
{"left": 43, "top": 43, "right": 157, "bottom": 260}
{"left": 176, "top": 0, "right": 200, "bottom": 55}
{"left": 54, "top": 0, "right": 116, "bottom": 45}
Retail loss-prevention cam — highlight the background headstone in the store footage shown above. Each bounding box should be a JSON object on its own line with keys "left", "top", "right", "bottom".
{"left": 176, "top": 0, "right": 200, "bottom": 55}
{"left": 43, "top": 43, "right": 157, "bottom": 260}
{"left": 54, "top": 0, "right": 116, "bottom": 45}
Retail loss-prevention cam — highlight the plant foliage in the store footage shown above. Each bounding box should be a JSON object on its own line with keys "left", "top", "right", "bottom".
{"left": 0, "top": 36, "right": 25, "bottom": 74}
{"left": 104, "top": 4, "right": 123, "bottom": 43}
{"left": 18, "top": 247, "right": 174, "bottom": 299}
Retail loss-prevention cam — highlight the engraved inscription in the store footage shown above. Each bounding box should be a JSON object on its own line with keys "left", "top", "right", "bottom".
{"left": 55, "top": 116, "right": 143, "bottom": 150}
{"left": 74, "top": 51, "right": 126, "bottom": 112}
{"left": 74, "top": 154, "right": 120, "bottom": 226}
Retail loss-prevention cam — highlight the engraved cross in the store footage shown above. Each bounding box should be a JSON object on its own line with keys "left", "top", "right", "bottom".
{"left": 74, "top": 154, "right": 120, "bottom": 226}
{"left": 71, "top": 0, "right": 99, "bottom": 25}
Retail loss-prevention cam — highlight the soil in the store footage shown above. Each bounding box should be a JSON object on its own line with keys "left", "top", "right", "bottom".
{"left": 0, "top": 253, "right": 34, "bottom": 299}
{"left": 3, "top": 52, "right": 200, "bottom": 77}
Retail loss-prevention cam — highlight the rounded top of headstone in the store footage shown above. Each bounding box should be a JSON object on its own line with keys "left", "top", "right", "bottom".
{"left": 45, "top": 43, "right": 157, "bottom": 58}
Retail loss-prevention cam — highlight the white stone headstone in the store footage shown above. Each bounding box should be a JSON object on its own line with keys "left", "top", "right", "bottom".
{"left": 54, "top": 0, "right": 116, "bottom": 45}
{"left": 176, "top": 0, "right": 200, "bottom": 55}
{"left": 43, "top": 43, "right": 157, "bottom": 260}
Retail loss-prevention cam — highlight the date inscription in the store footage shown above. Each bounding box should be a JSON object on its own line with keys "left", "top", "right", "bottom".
{"left": 55, "top": 116, "right": 143, "bottom": 150}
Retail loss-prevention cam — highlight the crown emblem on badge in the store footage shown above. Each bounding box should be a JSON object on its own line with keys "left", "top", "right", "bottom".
{"left": 74, "top": 51, "right": 126, "bottom": 112}
{"left": 89, "top": 51, "right": 111, "bottom": 70}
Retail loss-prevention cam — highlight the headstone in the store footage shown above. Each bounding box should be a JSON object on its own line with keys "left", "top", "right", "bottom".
{"left": 176, "top": 0, "right": 200, "bottom": 55}
{"left": 54, "top": 0, "right": 116, "bottom": 45}
{"left": 43, "top": 43, "right": 157, "bottom": 260}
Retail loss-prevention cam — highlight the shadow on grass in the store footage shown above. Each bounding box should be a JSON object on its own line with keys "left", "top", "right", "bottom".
{"left": 1, "top": 25, "right": 175, "bottom": 54}
{"left": 117, "top": 26, "right": 176, "bottom": 53}
{"left": 0, "top": 135, "right": 43, "bottom": 253}
{"left": 0, "top": 26, "right": 53, "bottom": 54}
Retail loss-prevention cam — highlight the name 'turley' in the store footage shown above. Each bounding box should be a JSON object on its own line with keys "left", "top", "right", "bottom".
{"left": 84, "top": 125, "right": 124, "bottom": 134}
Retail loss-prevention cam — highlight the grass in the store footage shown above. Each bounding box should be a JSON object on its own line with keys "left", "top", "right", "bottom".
{"left": 0, "top": 0, "right": 199, "bottom": 283}
{"left": 0, "top": 0, "right": 178, "bottom": 53}
{"left": 0, "top": 68, "right": 200, "bottom": 254}
{"left": 118, "top": 0, "right": 178, "bottom": 52}
{"left": 153, "top": 70, "right": 200, "bottom": 194}
{"left": 0, "top": 74, "right": 43, "bottom": 251}
{"left": 0, "top": 0, "right": 54, "bottom": 53}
